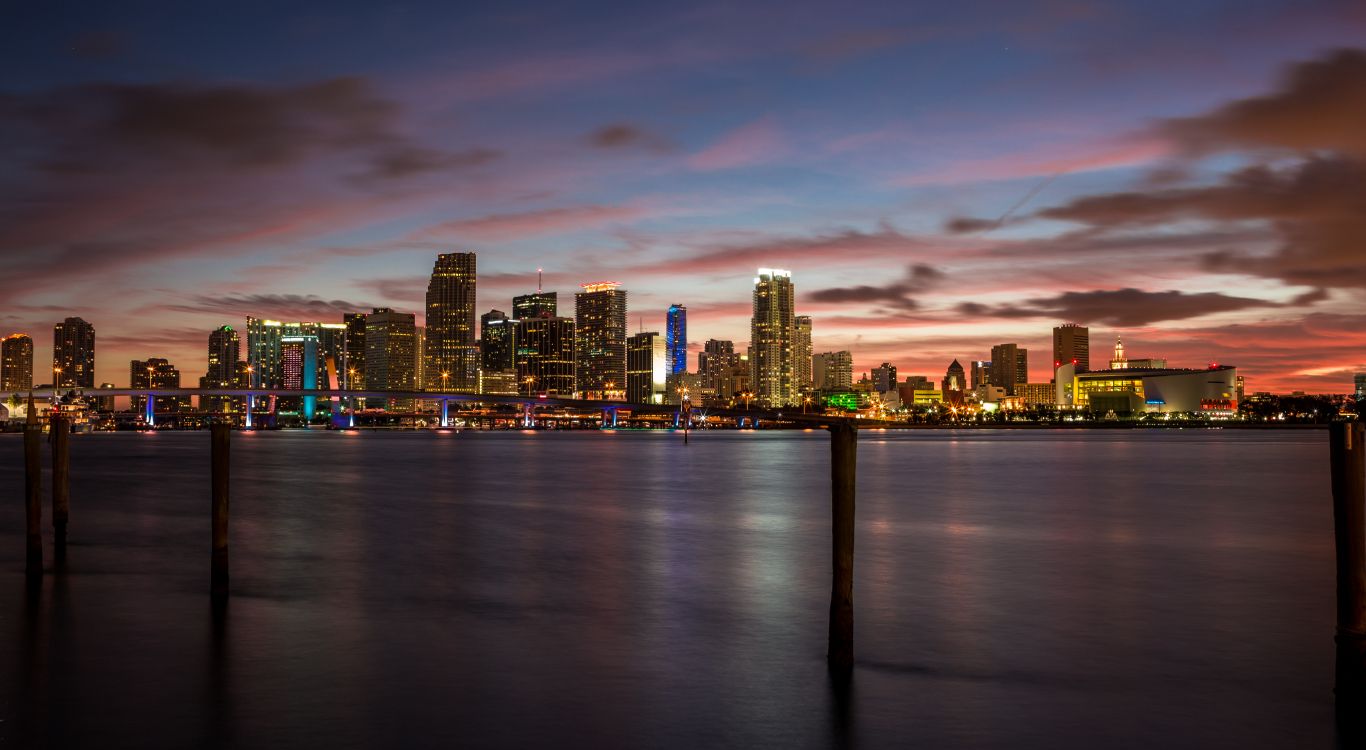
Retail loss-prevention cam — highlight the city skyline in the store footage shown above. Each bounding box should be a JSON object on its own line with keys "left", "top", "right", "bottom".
{"left": 4, "top": 4, "right": 1366, "bottom": 393}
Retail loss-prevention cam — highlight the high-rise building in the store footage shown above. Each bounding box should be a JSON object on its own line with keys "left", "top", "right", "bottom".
{"left": 2, "top": 333, "right": 34, "bottom": 392}
{"left": 1355, "top": 373, "right": 1366, "bottom": 402}
{"left": 666, "top": 305, "right": 687, "bottom": 376}
{"left": 282, "top": 334, "right": 320, "bottom": 417}
{"left": 414, "top": 326, "right": 426, "bottom": 393}
{"left": 989, "top": 343, "right": 1028, "bottom": 396}
{"left": 480, "top": 309, "right": 514, "bottom": 372}
{"left": 872, "top": 362, "right": 898, "bottom": 393}
{"left": 424, "top": 252, "right": 478, "bottom": 392}
{"left": 970, "top": 360, "right": 992, "bottom": 391}
{"left": 514, "top": 316, "right": 576, "bottom": 396}
{"left": 1109, "top": 336, "right": 1128, "bottom": 369}
{"left": 575, "top": 282, "right": 628, "bottom": 399}
{"left": 627, "top": 331, "right": 668, "bottom": 404}
{"left": 344, "top": 312, "right": 367, "bottom": 389}
{"left": 942, "top": 359, "right": 966, "bottom": 405}
{"left": 53, "top": 317, "right": 95, "bottom": 388}
{"left": 200, "top": 325, "right": 241, "bottom": 413}
{"left": 246, "top": 317, "right": 283, "bottom": 390}
{"left": 513, "top": 291, "right": 557, "bottom": 320}
{"left": 793, "top": 315, "right": 813, "bottom": 393}
{"left": 1053, "top": 323, "right": 1089, "bottom": 373}
{"left": 131, "top": 358, "right": 188, "bottom": 414}
{"left": 751, "top": 269, "right": 796, "bottom": 407}
{"left": 812, "top": 351, "right": 853, "bottom": 391}
{"left": 313, "top": 323, "right": 348, "bottom": 389}
{"left": 365, "top": 308, "right": 417, "bottom": 409}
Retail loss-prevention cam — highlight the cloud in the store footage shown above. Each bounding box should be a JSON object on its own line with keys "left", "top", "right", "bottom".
{"left": 687, "top": 117, "right": 784, "bottom": 171}
{"left": 1158, "top": 48, "right": 1366, "bottom": 157}
{"left": 585, "top": 123, "right": 673, "bottom": 152}
{"left": 808, "top": 264, "right": 946, "bottom": 312}
{"left": 957, "top": 288, "right": 1286, "bottom": 327}
{"left": 157, "top": 294, "right": 380, "bottom": 320}
{"left": 948, "top": 49, "right": 1366, "bottom": 289}
{"left": 415, "top": 204, "right": 649, "bottom": 241}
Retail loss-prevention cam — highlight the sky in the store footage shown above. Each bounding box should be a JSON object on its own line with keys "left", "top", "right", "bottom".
{"left": 3, "top": 0, "right": 1366, "bottom": 392}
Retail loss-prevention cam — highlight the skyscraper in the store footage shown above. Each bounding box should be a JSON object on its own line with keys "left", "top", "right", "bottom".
{"left": 514, "top": 316, "right": 576, "bottom": 396}
{"left": 513, "top": 291, "right": 557, "bottom": 319}
{"left": 365, "top": 308, "right": 417, "bottom": 409}
{"left": 665, "top": 304, "right": 687, "bottom": 376}
{"left": 2, "top": 333, "right": 34, "bottom": 392}
{"left": 812, "top": 351, "right": 853, "bottom": 391}
{"left": 344, "top": 312, "right": 367, "bottom": 389}
{"left": 942, "top": 360, "right": 966, "bottom": 405}
{"left": 1356, "top": 373, "right": 1365, "bottom": 402}
{"left": 575, "top": 282, "right": 628, "bottom": 399}
{"left": 872, "top": 362, "right": 897, "bottom": 393}
{"left": 131, "top": 358, "right": 187, "bottom": 414}
{"left": 424, "top": 252, "right": 478, "bottom": 392}
{"left": 627, "top": 331, "right": 668, "bottom": 404}
{"left": 246, "top": 317, "right": 283, "bottom": 389}
{"left": 205, "top": 325, "right": 240, "bottom": 387}
{"left": 53, "top": 317, "right": 95, "bottom": 388}
{"left": 751, "top": 269, "right": 795, "bottom": 407}
{"left": 480, "top": 309, "right": 514, "bottom": 372}
{"left": 793, "top": 315, "right": 813, "bottom": 393}
{"left": 1053, "top": 323, "right": 1090, "bottom": 373}
{"left": 201, "top": 325, "right": 241, "bottom": 413}
{"left": 970, "top": 360, "right": 992, "bottom": 391}
{"left": 989, "top": 343, "right": 1028, "bottom": 396}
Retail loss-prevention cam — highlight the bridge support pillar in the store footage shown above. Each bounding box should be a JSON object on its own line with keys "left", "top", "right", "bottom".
{"left": 52, "top": 412, "right": 70, "bottom": 564}
{"left": 828, "top": 420, "right": 857, "bottom": 671}
{"left": 145, "top": 393, "right": 155, "bottom": 426}
{"left": 24, "top": 399, "right": 42, "bottom": 579}
{"left": 523, "top": 403, "right": 534, "bottom": 428}
{"left": 441, "top": 399, "right": 450, "bottom": 428}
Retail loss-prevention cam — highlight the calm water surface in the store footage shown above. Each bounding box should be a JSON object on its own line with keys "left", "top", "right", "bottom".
{"left": 0, "top": 429, "right": 1343, "bottom": 748}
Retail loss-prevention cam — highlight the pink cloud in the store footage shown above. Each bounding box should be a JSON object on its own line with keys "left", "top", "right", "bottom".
{"left": 414, "top": 204, "right": 651, "bottom": 242}
{"left": 896, "top": 136, "right": 1169, "bottom": 187}
{"left": 687, "top": 117, "right": 785, "bottom": 171}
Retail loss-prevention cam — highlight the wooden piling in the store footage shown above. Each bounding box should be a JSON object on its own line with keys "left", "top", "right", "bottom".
{"left": 1332, "top": 421, "right": 1366, "bottom": 698}
{"left": 211, "top": 422, "right": 231, "bottom": 597}
{"left": 52, "top": 412, "right": 70, "bottom": 559}
{"left": 828, "top": 419, "right": 857, "bottom": 669}
{"left": 24, "top": 416, "right": 43, "bottom": 576}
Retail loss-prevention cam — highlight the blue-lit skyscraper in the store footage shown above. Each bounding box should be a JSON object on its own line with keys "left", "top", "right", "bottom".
{"left": 666, "top": 304, "right": 687, "bottom": 376}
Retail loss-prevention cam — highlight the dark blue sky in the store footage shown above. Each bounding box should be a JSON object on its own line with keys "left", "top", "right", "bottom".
{"left": 3, "top": 1, "right": 1365, "bottom": 390}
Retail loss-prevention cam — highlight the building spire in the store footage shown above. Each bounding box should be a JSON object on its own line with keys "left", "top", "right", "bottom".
{"left": 537, "top": 268, "right": 543, "bottom": 293}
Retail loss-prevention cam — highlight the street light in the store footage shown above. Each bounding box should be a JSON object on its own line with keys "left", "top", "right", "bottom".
{"left": 742, "top": 391, "right": 753, "bottom": 410}
{"left": 523, "top": 375, "right": 536, "bottom": 397}
{"left": 440, "top": 371, "right": 450, "bottom": 392}
{"left": 803, "top": 395, "right": 813, "bottom": 414}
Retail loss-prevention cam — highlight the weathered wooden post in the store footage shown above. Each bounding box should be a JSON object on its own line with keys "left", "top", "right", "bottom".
{"left": 24, "top": 395, "right": 43, "bottom": 577}
{"left": 828, "top": 419, "right": 857, "bottom": 669}
{"left": 211, "top": 422, "right": 231, "bottom": 597}
{"left": 52, "top": 411, "right": 70, "bottom": 560}
{"left": 1332, "top": 421, "right": 1366, "bottom": 700}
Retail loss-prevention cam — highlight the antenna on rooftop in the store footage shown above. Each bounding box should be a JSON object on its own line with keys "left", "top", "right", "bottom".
{"left": 537, "top": 268, "right": 543, "bottom": 293}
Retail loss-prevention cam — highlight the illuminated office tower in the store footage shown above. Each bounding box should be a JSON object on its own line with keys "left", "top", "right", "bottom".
{"left": 872, "top": 362, "right": 898, "bottom": 393}
{"left": 131, "top": 358, "right": 187, "bottom": 414}
{"left": 942, "top": 359, "right": 966, "bottom": 405}
{"left": 1355, "top": 373, "right": 1365, "bottom": 402}
{"left": 1053, "top": 323, "right": 1090, "bottom": 373}
{"left": 201, "top": 325, "right": 241, "bottom": 413}
{"left": 246, "top": 317, "right": 283, "bottom": 389}
{"left": 812, "top": 351, "right": 853, "bottom": 391}
{"left": 627, "top": 331, "right": 668, "bottom": 404}
{"left": 970, "top": 360, "right": 992, "bottom": 391}
{"left": 750, "top": 269, "right": 795, "bottom": 407}
{"left": 282, "top": 335, "right": 320, "bottom": 416}
{"left": 344, "top": 312, "right": 367, "bottom": 389}
{"left": 989, "top": 343, "right": 1028, "bottom": 396}
{"left": 53, "top": 317, "right": 95, "bottom": 388}
{"left": 665, "top": 305, "right": 687, "bottom": 376}
{"left": 365, "top": 308, "right": 417, "bottom": 410}
{"left": 2, "top": 333, "right": 34, "bottom": 392}
{"left": 424, "top": 252, "right": 478, "bottom": 392}
{"left": 575, "top": 282, "right": 627, "bottom": 399}
{"left": 414, "top": 326, "right": 426, "bottom": 392}
{"left": 793, "top": 315, "right": 812, "bottom": 393}
{"left": 480, "top": 310, "right": 514, "bottom": 372}
{"left": 514, "top": 316, "right": 576, "bottom": 396}
{"left": 514, "top": 291, "right": 557, "bottom": 320}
